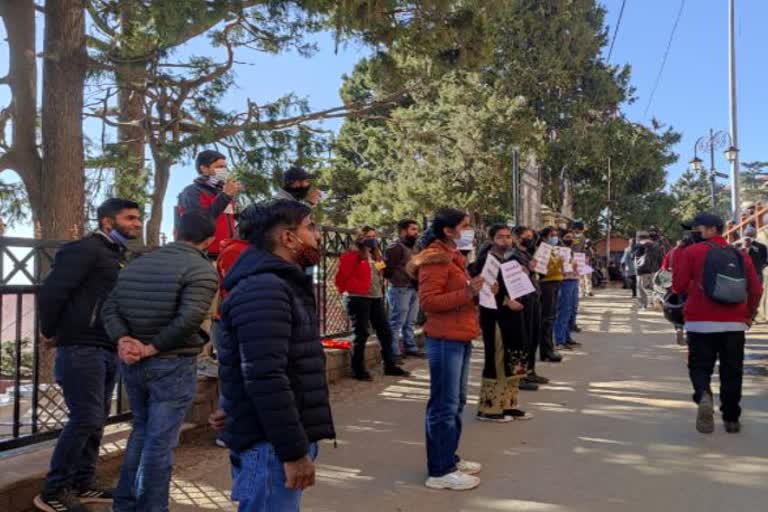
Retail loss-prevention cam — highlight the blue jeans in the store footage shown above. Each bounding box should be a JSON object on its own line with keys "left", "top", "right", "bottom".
{"left": 114, "top": 356, "right": 197, "bottom": 512}
{"left": 230, "top": 442, "right": 319, "bottom": 512}
{"left": 387, "top": 287, "right": 420, "bottom": 356}
{"left": 45, "top": 345, "right": 117, "bottom": 494}
{"left": 425, "top": 338, "right": 472, "bottom": 477}
{"left": 554, "top": 280, "right": 579, "bottom": 345}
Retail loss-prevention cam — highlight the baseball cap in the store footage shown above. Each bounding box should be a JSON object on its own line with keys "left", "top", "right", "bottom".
{"left": 283, "top": 166, "right": 314, "bottom": 184}
{"left": 685, "top": 212, "right": 724, "bottom": 229}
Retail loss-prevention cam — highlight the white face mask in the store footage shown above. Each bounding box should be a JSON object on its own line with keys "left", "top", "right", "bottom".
{"left": 459, "top": 228, "right": 475, "bottom": 244}
{"left": 213, "top": 167, "right": 229, "bottom": 182}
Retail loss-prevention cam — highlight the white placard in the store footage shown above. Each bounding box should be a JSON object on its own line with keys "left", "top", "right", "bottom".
{"left": 556, "top": 247, "right": 572, "bottom": 262}
{"left": 500, "top": 260, "right": 536, "bottom": 300}
{"left": 579, "top": 264, "right": 594, "bottom": 276}
{"left": 573, "top": 252, "right": 586, "bottom": 267}
{"left": 479, "top": 283, "right": 497, "bottom": 309}
{"left": 533, "top": 243, "right": 553, "bottom": 274}
{"left": 481, "top": 255, "right": 501, "bottom": 285}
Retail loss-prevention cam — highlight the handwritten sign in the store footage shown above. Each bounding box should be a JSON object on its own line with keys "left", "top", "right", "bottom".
{"left": 573, "top": 252, "right": 586, "bottom": 267}
{"left": 481, "top": 255, "right": 501, "bottom": 285}
{"left": 479, "top": 284, "right": 497, "bottom": 309}
{"left": 501, "top": 260, "right": 536, "bottom": 300}
{"left": 533, "top": 243, "right": 553, "bottom": 274}
{"left": 556, "top": 247, "right": 572, "bottom": 262}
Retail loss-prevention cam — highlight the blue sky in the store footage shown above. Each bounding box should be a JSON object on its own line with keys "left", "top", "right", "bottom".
{"left": 2, "top": 0, "right": 767, "bottom": 238}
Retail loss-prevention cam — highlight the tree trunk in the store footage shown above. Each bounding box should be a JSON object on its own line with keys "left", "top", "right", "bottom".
{"left": 146, "top": 150, "right": 171, "bottom": 247}
{"left": 40, "top": 0, "right": 87, "bottom": 240}
{"left": 0, "top": 0, "right": 43, "bottom": 219}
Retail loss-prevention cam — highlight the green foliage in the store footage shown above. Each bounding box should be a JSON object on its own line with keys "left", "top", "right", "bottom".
{"left": 0, "top": 179, "right": 30, "bottom": 228}
{"left": 670, "top": 167, "right": 729, "bottom": 221}
{"left": 0, "top": 337, "right": 33, "bottom": 379}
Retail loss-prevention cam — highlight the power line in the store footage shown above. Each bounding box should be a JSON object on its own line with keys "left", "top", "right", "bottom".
{"left": 607, "top": 0, "right": 628, "bottom": 62}
{"left": 643, "top": 0, "right": 686, "bottom": 118}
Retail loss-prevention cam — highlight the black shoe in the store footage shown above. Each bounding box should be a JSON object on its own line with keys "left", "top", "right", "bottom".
{"left": 353, "top": 370, "right": 373, "bottom": 381}
{"left": 696, "top": 393, "right": 715, "bottom": 434}
{"left": 384, "top": 366, "right": 411, "bottom": 377}
{"left": 724, "top": 421, "right": 741, "bottom": 433}
{"left": 571, "top": 326, "right": 582, "bottom": 333}
{"left": 77, "top": 483, "right": 114, "bottom": 504}
{"left": 503, "top": 408, "right": 533, "bottom": 420}
{"left": 405, "top": 350, "right": 427, "bottom": 359}
{"left": 527, "top": 372, "right": 550, "bottom": 384}
{"left": 541, "top": 352, "right": 563, "bottom": 363}
{"left": 476, "top": 412, "right": 513, "bottom": 423}
{"left": 519, "top": 378, "right": 539, "bottom": 391}
{"left": 34, "top": 490, "right": 89, "bottom": 512}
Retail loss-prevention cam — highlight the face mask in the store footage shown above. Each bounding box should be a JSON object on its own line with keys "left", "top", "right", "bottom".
{"left": 363, "top": 239, "right": 378, "bottom": 250}
{"left": 563, "top": 239, "right": 574, "bottom": 247}
{"left": 691, "top": 231, "right": 704, "bottom": 244}
{"left": 287, "top": 186, "right": 310, "bottom": 201}
{"left": 548, "top": 236, "right": 559, "bottom": 246}
{"left": 109, "top": 228, "right": 130, "bottom": 247}
{"left": 294, "top": 237, "right": 321, "bottom": 268}
{"left": 459, "top": 228, "right": 475, "bottom": 244}
{"left": 403, "top": 235, "right": 417, "bottom": 247}
{"left": 214, "top": 168, "right": 229, "bottom": 182}
{"left": 522, "top": 238, "right": 534, "bottom": 249}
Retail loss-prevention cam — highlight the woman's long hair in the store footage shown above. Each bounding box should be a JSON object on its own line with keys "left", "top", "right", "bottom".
{"left": 354, "top": 225, "right": 383, "bottom": 261}
{"left": 419, "top": 208, "right": 468, "bottom": 249}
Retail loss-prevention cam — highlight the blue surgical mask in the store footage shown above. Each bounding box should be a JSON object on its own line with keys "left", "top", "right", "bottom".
{"left": 109, "top": 229, "right": 129, "bottom": 247}
{"left": 548, "top": 236, "right": 559, "bottom": 246}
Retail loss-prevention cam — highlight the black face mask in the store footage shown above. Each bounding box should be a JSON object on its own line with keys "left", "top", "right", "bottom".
{"left": 563, "top": 239, "right": 574, "bottom": 247}
{"left": 287, "top": 186, "right": 310, "bottom": 200}
{"left": 363, "top": 239, "right": 378, "bottom": 250}
{"left": 691, "top": 231, "right": 704, "bottom": 244}
{"left": 403, "top": 235, "right": 418, "bottom": 247}
{"left": 522, "top": 238, "right": 534, "bottom": 250}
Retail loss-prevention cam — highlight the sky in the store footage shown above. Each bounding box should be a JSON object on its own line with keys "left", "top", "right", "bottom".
{"left": 2, "top": 0, "right": 767, "bottom": 239}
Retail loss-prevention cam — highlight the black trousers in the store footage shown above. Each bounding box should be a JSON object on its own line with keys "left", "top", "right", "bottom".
{"left": 346, "top": 296, "right": 396, "bottom": 373}
{"left": 523, "top": 291, "right": 542, "bottom": 372}
{"left": 539, "top": 281, "right": 560, "bottom": 359}
{"left": 687, "top": 331, "right": 745, "bottom": 422}
{"left": 627, "top": 275, "right": 637, "bottom": 297}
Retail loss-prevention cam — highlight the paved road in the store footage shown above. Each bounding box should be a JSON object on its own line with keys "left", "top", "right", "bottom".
{"left": 101, "top": 287, "right": 768, "bottom": 511}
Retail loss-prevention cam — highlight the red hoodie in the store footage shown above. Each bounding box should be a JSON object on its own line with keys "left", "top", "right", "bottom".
{"left": 214, "top": 239, "right": 249, "bottom": 319}
{"left": 672, "top": 236, "right": 763, "bottom": 323}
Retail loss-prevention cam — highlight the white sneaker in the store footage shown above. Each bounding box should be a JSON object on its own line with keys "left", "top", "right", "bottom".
{"left": 456, "top": 459, "right": 482, "bottom": 475}
{"left": 425, "top": 470, "right": 481, "bottom": 491}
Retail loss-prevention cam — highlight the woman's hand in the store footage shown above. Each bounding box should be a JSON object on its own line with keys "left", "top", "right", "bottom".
{"left": 505, "top": 298, "right": 524, "bottom": 311}
{"left": 490, "top": 282, "right": 499, "bottom": 295}
{"left": 468, "top": 276, "right": 484, "bottom": 297}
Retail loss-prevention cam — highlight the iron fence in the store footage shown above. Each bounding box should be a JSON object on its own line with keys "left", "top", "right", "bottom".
{"left": 0, "top": 227, "right": 362, "bottom": 451}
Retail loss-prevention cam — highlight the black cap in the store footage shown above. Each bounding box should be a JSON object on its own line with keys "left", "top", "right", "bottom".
{"left": 685, "top": 212, "right": 724, "bottom": 229}
{"left": 284, "top": 166, "right": 314, "bottom": 184}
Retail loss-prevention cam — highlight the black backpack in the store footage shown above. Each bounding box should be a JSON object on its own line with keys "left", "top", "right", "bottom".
{"left": 702, "top": 242, "right": 747, "bottom": 304}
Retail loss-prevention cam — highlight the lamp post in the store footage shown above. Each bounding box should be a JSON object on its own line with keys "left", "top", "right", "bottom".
{"left": 689, "top": 129, "right": 735, "bottom": 209}
{"left": 728, "top": 0, "right": 741, "bottom": 222}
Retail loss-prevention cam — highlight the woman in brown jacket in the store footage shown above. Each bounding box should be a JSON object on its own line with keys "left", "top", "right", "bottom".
{"left": 408, "top": 208, "right": 484, "bottom": 492}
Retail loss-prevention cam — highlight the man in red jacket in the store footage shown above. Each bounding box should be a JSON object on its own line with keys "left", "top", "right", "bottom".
{"left": 673, "top": 212, "right": 763, "bottom": 434}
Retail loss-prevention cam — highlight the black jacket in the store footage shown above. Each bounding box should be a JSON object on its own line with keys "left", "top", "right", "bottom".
{"left": 101, "top": 242, "right": 218, "bottom": 355}
{"left": 217, "top": 247, "right": 335, "bottom": 460}
{"left": 38, "top": 232, "right": 127, "bottom": 350}
{"left": 384, "top": 240, "right": 417, "bottom": 288}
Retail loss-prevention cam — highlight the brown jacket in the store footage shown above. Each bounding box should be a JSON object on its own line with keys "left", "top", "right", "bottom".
{"left": 407, "top": 239, "right": 480, "bottom": 342}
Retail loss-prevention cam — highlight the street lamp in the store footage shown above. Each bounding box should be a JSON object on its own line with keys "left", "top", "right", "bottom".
{"left": 724, "top": 145, "right": 739, "bottom": 164}
{"left": 691, "top": 129, "right": 733, "bottom": 209}
{"left": 689, "top": 156, "right": 704, "bottom": 172}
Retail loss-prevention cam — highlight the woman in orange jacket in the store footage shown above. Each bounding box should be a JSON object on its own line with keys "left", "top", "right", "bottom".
{"left": 408, "top": 208, "right": 483, "bottom": 492}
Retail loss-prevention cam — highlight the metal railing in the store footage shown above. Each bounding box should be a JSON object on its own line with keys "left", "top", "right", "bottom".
{"left": 0, "top": 227, "right": 362, "bottom": 451}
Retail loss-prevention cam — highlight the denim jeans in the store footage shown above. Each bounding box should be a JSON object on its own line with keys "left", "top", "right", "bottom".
{"left": 230, "top": 442, "right": 319, "bottom": 512}
{"left": 44, "top": 345, "right": 118, "bottom": 495}
{"left": 386, "top": 286, "right": 420, "bottom": 356}
{"left": 425, "top": 337, "right": 472, "bottom": 477}
{"left": 113, "top": 356, "right": 197, "bottom": 512}
{"left": 554, "top": 280, "right": 579, "bottom": 345}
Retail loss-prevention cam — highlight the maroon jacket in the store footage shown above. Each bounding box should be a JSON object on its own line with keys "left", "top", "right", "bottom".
{"left": 672, "top": 236, "right": 763, "bottom": 323}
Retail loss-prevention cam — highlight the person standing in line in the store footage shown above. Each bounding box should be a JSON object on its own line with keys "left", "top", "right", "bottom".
{"left": 216, "top": 200, "right": 335, "bottom": 511}
{"left": 274, "top": 165, "right": 322, "bottom": 207}
{"left": 513, "top": 226, "right": 550, "bottom": 388}
{"left": 335, "top": 226, "right": 410, "bottom": 381}
{"left": 407, "top": 208, "right": 483, "bottom": 491}
{"left": 672, "top": 213, "right": 762, "bottom": 434}
{"left": 175, "top": 150, "right": 241, "bottom": 259}
{"left": 470, "top": 225, "right": 533, "bottom": 422}
{"left": 101, "top": 212, "right": 219, "bottom": 512}
{"left": 384, "top": 219, "right": 425, "bottom": 361}
{"left": 570, "top": 220, "right": 588, "bottom": 329}
{"left": 34, "top": 198, "right": 142, "bottom": 512}
{"left": 553, "top": 229, "right": 581, "bottom": 351}
{"left": 537, "top": 227, "right": 564, "bottom": 363}
{"left": 621, "top": 238, "right": 637, "bottom": 298}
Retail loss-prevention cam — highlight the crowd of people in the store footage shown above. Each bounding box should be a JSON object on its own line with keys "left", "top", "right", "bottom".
{"left": 31, "top": 148, "right": 613, "bottom": 512}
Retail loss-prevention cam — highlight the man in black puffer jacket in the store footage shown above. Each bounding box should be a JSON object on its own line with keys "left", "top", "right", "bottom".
{"left": 35, "top": 198, "right": 142, "bottom": 512}
{"left": 217, "top": 199, "right": 334, "bottom": 512}
{"left": 101, "top": 212, "right": 218, "bottom": 512}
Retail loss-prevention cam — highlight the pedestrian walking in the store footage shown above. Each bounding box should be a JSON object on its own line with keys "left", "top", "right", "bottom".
{"left": 621, "top": 238, "right": 637, "bottom": 298}
{"left": 634, "top": 230, "right": 663, "bottom": 309}
{"left": 216, "top": 200, "right": 336, "bottom": 511}
{"left": 554, "top": 229, "right": 581, "bottom": 350}
{"left": 469, "top": 225, "right": 532, "bottom": 423}
{"left": 537, "top": 227, "right": 563, "bottom": 363}
{"left": 407, "top": 208, "right": 483, "bottom": 491}
{"left": 335, "top": 226, "right": 409, "bottom": 381}
{"left": 175, "top": 150, "right": 241, "bottom": 259}
{"left": 34, "top": 198, "right": 142, "bottom": 512}
{"left": 384, "top": 219, "right": 425, "bottom": 361}
{"left": 102, "top": 212, "right": 219, "bottom": 512}
{"left": 740, "top": 225, "right": 767, "bottom": 284}
{"left": 672, "top": 213, "right": 763, "bottom": 434}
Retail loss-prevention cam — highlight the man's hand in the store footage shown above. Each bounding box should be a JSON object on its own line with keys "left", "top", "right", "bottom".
{"left": 223, "top": 179, "right": 241, "bottom": 197}
{"left": 307, "top": 189, "right": 321, "bottom": 206}
{"left": 118, "top": 337, "right": 143, "bottom": 364}
{"left": 41, "top": 334, "right": 57, "bottom": 350}
{"left": 284, "top": 455, "right": 316, "bottom": 490}
{"left": 209, "top": 409, "right": 226, "bottom": 431}
{"left": 140, "top": 343, "right": 159, "bottom": 359}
